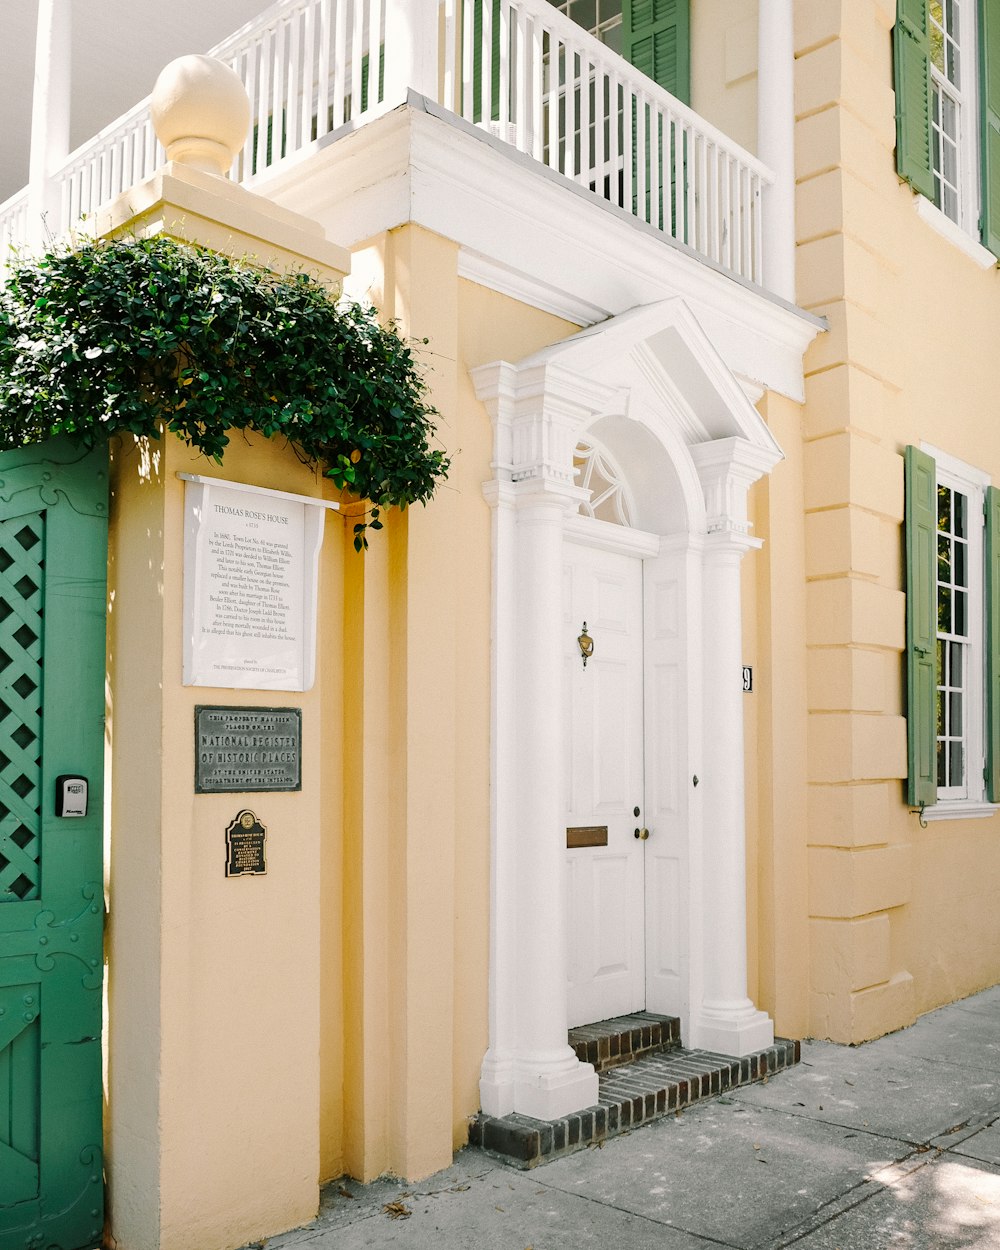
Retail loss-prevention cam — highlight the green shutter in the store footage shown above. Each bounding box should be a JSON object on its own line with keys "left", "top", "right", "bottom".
{"left": 985, "top": 487, "right": 1000, "bottom": 800}
{"left": 360, "top": 46, "right": 386, "bottom": 114}
{"left": 624, "top": 0, "right": 690, "bottom": 104}
{"left": 472, "top": 0, "right": 502, "bottom": 124}
{"left": 980, "top": 0, "right": 1000, "bottom": 256}
{"left": 905, "top": 445, "right": 937, "bottom": 809}
{"left": 893, "top": 0, "right": 936, "bottom": 200}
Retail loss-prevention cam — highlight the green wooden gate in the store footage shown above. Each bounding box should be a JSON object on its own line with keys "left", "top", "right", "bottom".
{"left": 0, "top": 440, "right": 108, "bottom": 1250}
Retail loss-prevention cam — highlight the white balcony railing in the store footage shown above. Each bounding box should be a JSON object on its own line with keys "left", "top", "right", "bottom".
{"left": 0, "top": 191, "right": 28, "bottom": 267}
{"left": 5, "top": 0, "right": 772, "bottom": 287}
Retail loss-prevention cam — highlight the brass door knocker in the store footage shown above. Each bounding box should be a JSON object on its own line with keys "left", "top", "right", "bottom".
{"left": 578, "top": 622, "right": 594, "bottom": 668}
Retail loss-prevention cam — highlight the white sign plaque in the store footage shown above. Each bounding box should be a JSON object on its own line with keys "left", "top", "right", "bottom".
{"left": 182, "top": 476, "right": 338, "bottom": 691}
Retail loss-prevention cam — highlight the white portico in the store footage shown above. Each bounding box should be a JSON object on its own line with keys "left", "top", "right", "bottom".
{"left": 474, "top": 298, "right": 782, "bottom": 1122}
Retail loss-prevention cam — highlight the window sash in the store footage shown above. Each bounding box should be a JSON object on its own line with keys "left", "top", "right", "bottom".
{"left": 936, "top": 482, "right": 972, "bottom": 797}
{"left": 928, "top": 0, "right": 980, "bottom": 231}
{"left": 924, "top": 448, "right": 990, "bottom": 810}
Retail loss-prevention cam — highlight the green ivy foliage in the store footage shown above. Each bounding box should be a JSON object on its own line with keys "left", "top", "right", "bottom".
{"left": 0, "top": 235, "right": 449, "bottom": 548}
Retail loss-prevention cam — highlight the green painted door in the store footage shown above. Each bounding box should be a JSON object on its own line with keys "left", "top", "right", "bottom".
{"left": 0, "top": 440, "right": 108, "bottom": 1250}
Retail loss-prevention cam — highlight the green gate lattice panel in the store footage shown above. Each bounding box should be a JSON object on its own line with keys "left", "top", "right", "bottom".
{"left": 0, "top": 514, "right": 43, "bottom": 903}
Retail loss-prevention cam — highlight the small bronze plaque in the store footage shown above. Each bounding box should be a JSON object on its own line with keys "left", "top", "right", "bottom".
{"left": 225, "top": 809, "right": 267, "bottom": 877}
{"left": 195, "top": 705, "right": 301, "bottom": 793}
{"left": 566, "top": 825, "right": 609, "bottom": 849}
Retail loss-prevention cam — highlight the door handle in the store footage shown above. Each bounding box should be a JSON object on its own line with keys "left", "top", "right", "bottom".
{"left": 633, "top": 827, "right": 650, "bottom": 840}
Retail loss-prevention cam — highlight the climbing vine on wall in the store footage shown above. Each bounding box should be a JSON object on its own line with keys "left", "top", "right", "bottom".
{"left": 0, "top": 235, "right": 449, "bottom": 548}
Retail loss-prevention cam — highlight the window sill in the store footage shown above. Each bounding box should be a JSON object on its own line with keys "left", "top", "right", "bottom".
{"left": 919, "top": 799, "right": 1000, "bottom": 822}
{"left": 916, "top": 197, "right": 998, "bottom": 269}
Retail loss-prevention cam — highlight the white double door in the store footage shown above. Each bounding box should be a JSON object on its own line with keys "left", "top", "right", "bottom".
{"left": 564, "top": 536, "right": 687, "bottom": 1029}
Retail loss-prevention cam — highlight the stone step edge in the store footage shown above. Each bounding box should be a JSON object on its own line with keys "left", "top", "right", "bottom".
{"left": 569, "top": 1014, "right": 681, "bottom": 1073}
{"left": 469, "top": 1038, "right": 800, "bottom": 1170}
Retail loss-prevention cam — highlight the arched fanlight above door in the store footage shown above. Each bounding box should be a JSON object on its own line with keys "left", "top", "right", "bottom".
{"left": 573, "top": 438, "right": 635, "bottom": 527}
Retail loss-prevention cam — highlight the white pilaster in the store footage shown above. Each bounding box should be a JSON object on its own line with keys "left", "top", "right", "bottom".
{"left": 757, "top": 0, "right": 796, "bottom": 303}
{"left": 688, "top": 438, "right": 778, "bottom": 1056}
{"left": 28, "top": 0, "right": 72, "bottom": 247}
{"left": 510, "top": 477, "right": 598, "bottom": 1118}
{"left": 475, "top": 360, "right": 617, "bottom": 1121}
{"left": 383, "top": 0, "right": 439, "bottom": 103}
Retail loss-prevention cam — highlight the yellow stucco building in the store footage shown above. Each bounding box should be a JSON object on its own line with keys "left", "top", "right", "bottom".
{"left": 2, "top": 2, "right": 1000, "bottom": 1249}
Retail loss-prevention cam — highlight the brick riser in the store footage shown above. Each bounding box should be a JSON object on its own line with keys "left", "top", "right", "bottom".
{"left": 569, "top": 1011, "right": 681, "bottom": 1073}
{"left": 470, "top": 1038, "right": 801, "bottom": 1169}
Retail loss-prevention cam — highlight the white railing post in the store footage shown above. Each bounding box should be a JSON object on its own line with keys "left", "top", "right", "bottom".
{"left": 28, "top": 0, "right": 73, "bottom": 246}
{"left": 758, "top": 0, "right": 796, "bottom": 301}
{"left": 383, "top": 0, "right": 440, "bottom": 102}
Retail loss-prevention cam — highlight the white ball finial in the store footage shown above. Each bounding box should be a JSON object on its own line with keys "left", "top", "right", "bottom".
{"left": 151, "top": 55, "right": 251, "bottom": 176}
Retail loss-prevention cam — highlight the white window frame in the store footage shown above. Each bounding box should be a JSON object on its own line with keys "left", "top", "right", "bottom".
{"left": 920, "top": 0, "right": 985, "bottom": 249}
{"left": 547, "top": 0, "right": 624, "bottom": 50}
{"left": 920, "top": 444, "right": 998, "bottom": 820}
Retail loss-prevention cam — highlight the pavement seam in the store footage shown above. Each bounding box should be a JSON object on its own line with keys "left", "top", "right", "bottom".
{"left": 280, "top": 1209, "right": 385, "bottom": 1246}
{"left": 867, "top": 1050, "right": 1000, "bottom": 1076}
{"left": 767, "top": 1150, "right": 937, "bottom": 1249}
{"left": 725, "top": 1095, "right": 935, "bottom": 1150}
{"left": 523, "top": 1172, "right": 746, "bottom": 1249}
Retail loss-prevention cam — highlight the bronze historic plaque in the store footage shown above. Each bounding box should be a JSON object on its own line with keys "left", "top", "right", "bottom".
{"left": 225, "top": 809, "right": 267, "bottom": 877}
{"left": 195, "top": 705, "right": 302, "bottom": 793}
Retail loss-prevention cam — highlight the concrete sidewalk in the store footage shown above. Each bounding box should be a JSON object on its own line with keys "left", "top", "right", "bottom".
{"left": 250, "top": 986, "right": 1000, "bottom": 1249}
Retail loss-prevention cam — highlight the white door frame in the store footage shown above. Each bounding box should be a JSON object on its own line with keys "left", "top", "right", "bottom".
{"left": 473, "top": 300, "right": 783, "bottom": 1123}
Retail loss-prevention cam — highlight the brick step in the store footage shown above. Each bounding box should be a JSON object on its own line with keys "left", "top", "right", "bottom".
{"left": 568, "top": 1011, "right": 680, "bottom": 1073}
{"left": 470, "top": 1037, "right": 800, "bottom": 1169}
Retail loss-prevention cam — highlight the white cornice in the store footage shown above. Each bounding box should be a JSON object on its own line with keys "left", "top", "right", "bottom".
{"left": 457, "top": 249, "right": 609, "bottom": 327}
{"left": 257, "top": 96, "right": 824, "bottom": 401}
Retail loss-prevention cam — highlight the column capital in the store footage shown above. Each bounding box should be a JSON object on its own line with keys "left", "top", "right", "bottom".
{"left": 482, "top": 475, "right": 590, "bottom": 514}
{"left": 691, "top": 436, "right": 780, "bottom": 540}
{"left": 473, "top": 358, "right": 622, "bottom": 494}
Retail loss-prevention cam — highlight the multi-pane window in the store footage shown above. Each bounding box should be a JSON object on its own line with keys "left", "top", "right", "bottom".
{"left": 929, "top": 0, "right": 965, "bottom": 222}
{"left": 547, "top": 0, "right": 624, "bottom": 51}
{"left": 894, "top": 0, "right": 1000, "bottom": 256}
{"left": 906, "top": 444, "right": 1000, "bottom": 816}
{"left": 936, "top": 482, "right": 970, "bottom": 793}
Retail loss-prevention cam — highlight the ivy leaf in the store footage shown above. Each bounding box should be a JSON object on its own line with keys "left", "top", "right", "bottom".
{"left": 0, "top": 235, "right": 449, "bottom": 552}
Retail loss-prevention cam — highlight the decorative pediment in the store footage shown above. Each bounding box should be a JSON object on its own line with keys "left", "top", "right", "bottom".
{"left": 474, "top": 297, "right": 783, "bottom": 537}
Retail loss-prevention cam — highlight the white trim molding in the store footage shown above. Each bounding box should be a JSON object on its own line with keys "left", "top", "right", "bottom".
{"left": 916, "top": 196, "right": 998, "bottom": 269}
{"left": 260, "top": 99, "right": 825, "bottom": 402}
{"left": 474, "top": 298, "right": 787, "bottom": 1122}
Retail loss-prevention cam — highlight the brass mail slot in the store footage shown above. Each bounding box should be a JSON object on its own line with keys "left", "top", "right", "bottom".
{"left": 566, "top": 825, "right": 609, "bottom": 849}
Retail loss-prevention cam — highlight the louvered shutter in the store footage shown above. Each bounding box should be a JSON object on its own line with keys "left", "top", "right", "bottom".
{"left": 895, "top": 0, "right": 935, "bottom": 202}
{"left": 905, "top": 445, "right": 938, "bottom": 808}
{"left": 980, "top": 0, "right": 1000, "bottom": 256}
{"left": 623, "top": 0, "right": 690, "bottom": 104}
{"left": 472, "top": 0, "right": 502, "bottom": 123}
{"left": 893, "top": 0, "right": 936, "bottom": 200}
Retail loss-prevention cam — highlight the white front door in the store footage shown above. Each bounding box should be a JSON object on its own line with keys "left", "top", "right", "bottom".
{"left": 564, "top": 539, "right": 645, "bottom": 1027}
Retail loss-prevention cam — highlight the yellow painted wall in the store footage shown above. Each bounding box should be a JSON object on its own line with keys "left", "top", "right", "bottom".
{"left": 746, "top": 393, "right": 813, "bottom": 1040}
{"left": 102, "top": 170, "right": 348, "bottom": 1250}
{"left": 792, "top": 0, "right": 1000, "bottom": 1041}
{"left": 691, "top": 0, "right": 758, "bottom": 155}
{"left": 331, "top": 226, "right": 579, "bottom": 1184}
{"left": 107, "top": 432, "right": 342, "bottom": 1250}
{"left": 694, "top": 0, "right": 1000, "bottom": 1042}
